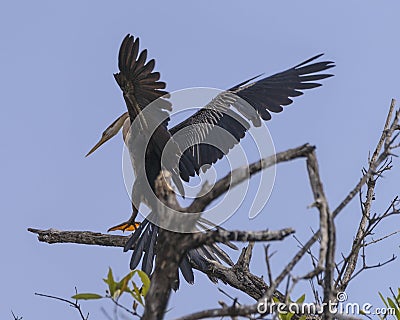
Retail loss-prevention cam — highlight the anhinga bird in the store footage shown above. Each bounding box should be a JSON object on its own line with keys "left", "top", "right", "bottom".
{"left": 87, "top": 34, "right": 334, "bottom": 284}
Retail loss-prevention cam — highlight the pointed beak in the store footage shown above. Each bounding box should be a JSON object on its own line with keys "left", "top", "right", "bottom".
{"left": 85, "top": 112, "right": 129, "bottom": 157}
{"left": 85, "top": 135, "right": 110, "bottom": 157}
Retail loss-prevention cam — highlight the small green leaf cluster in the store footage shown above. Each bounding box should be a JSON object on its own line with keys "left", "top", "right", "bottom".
{"left": 272, "top": 294, "right": 307, "bottom": 320}
{"left": 71, "top": 267, "right": 150, "bottom": 311}
{"left": 379, "top": 288, "right": 400, "bottom": 320}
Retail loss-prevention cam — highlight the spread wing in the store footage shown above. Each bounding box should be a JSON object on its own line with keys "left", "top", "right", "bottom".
{"left": 114, "top": 35, "right": 196, "bottom": 193}
{"left": 87, "top": 35, "right": 170, "bottom": 158}
{"left": 114, "top": 34, "right": 171, "bottom": 128}
{"left": 170, "top": 54, "right": 335, "bottom": 178}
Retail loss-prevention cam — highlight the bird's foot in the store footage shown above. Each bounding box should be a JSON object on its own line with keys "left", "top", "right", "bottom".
{"left": 107, "top": 219, "right": 140, "bottom": 232}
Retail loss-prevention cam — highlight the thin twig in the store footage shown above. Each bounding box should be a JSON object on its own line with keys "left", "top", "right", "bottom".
{"left": 363, "top": 230, "right": 400, "bottom": 247}
{"left": 11, "top": 311, "right": 22, "bottom": 320}
{"left": 35, "top": 292, "right": 88, "bottom": 320}
{"left": 108, "top": 297, "right": 141, "bottom": 318}
{"left": 264, "top": 245, "right": 274, "bottom": 287}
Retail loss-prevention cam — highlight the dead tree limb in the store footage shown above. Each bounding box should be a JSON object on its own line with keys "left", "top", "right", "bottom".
{"left": 336, "top": 98, "right": 399, "bottom": 292}
{"left": 178, "top": 99, "right": 400, "bottom": 320}
{"left": 27, "top": 228, "right": 294, "bottom": 250}
{"left": 28, "top": 100, "right": 400, "bottom": 320}
{"left": 27, "top": 228, "right": 128, "bottom": 248}
{"left": 188, "top": 143, "right": 315, "bottom": 213}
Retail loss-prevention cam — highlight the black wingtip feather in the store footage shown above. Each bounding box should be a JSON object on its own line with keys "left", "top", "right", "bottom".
{"left": 294, "top": 53, "right": 325, "bottom": 68}
{"left": 180, "top": 256, "right": 195, "bottom": 284}
{"left": 115, "top": 34, "right": 170, "bottom": 119}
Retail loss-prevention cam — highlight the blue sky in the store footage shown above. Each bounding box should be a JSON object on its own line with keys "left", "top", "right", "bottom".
{"left": 1, "top": 1, "right": 400, "bottom": 319}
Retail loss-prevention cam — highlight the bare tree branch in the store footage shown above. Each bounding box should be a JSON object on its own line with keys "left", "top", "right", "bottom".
{"left": 264, "top": 244, "right": 274, "bottom": 287}
{"left": 188, "top": 144, "right": 315, "bottom": 213}
{"left": 236, "top": 241, "right": 254, "bottom": 271}
{"left": 11, "top": 311, "right": 23, "bottom": 320}
{"left": 363, "top": 229, "right": 400, "bottom": 247}
{"left": 29, "top": 100, "right": 400, "bottom": 320}
{"left": 173, "top": 303, "right": 259, "bottom": 320}
{"left": 142, "top": 173, "right": 293, "bottom": 320}
{"left": 336, "top": 100, "right": 400, "bottom": 292}
{"left": 332, "top": 98, "right": 398, "bottom": 219}
{"left": 142, "top": 173, "right": 187, "bottom": 320}
{"left": 35, "top": 291, "right": 89, "bottom": 320}
{"left": 305, "top": 150, "right": 336, "bottom": 319}
{"left": 190, "top": 228, "right": 295, "bottom": 248}
{"left": 192, "top": 243, "right": 287, "bottom": 302}
{"left": 27, "top": 228, "right": 293, "bottom": 251}
{"left": 27, "top": 227, "right": 291, "bottom": 305}
{"left": 28, "top": 228, "right": 128, "bottom": 248}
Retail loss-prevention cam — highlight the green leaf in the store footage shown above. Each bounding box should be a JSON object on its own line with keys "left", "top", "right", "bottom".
{"left": 103, "top": 267, "right": 117, "bottom": 296}
{"left": 379, "top": 292, "right": 389, "bottom": 308}
{"left": 296, "top": 294, "right": 306, "bottom": 304}
{"left": 135, "top": 270, "right": 150, "bottom": 296}
{"left": 387, "top": 298, "right": 396, "bottom": 310}
{"left": 117, "top": 270, "right": 135, "bottom": 294}
{"left": 387, "top": 298, "right": 400, "bottom": 319}
{"left": 130, "top": 291, "right": 140, "bottom": 303}
{"left": 132, "top": 281, "right": 144, "bottom": 305}
{"left": 72, "top": 293, "right": 103, "bottom": 300}
{"left": 129, "top": 287, "right": 140, "bottom": 301}
{"left": 281, "top": 313, "right": 289, "bottom": 320}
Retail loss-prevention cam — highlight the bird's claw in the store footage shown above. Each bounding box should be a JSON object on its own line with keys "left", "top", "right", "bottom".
{"left": 107, "top": 220, "right": 140, "bottom": 232}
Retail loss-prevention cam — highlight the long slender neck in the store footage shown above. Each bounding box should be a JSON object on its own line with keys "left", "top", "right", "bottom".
{"left": 122, "top": 116, "right": 131, "bottom": 145}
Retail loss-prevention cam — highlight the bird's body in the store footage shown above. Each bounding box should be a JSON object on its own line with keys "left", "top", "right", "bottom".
{"left": 87, "top": 34, "right": 335, "bottom": 284}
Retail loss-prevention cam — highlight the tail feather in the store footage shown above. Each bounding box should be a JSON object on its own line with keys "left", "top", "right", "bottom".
{"left": 126, "top": 219, "right": 236, "bottom": 285}
{"left": 124, "top": 219, "right": 149, "bottom": 252}
{"left": 141, "top": 224, "right": 158, "bottom": 275}
{"left": 179, "top": 256, "right": 195, "bottom": 284}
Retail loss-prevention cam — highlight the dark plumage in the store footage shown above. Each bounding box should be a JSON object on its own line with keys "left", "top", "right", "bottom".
{"left": 97, "top": 34, "right": 334, "bottom": 285}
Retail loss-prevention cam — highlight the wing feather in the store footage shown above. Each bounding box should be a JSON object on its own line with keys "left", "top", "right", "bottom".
{"left": 114, "top": 35, "right": 171, "bottom": 125}
{"left": 171, "top": 54, "right": 334, "bottom": 179}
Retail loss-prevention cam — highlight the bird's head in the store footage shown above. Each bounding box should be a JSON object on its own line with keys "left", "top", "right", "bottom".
{"left": 85, "top": 112, "right": 129, "bottom": 157}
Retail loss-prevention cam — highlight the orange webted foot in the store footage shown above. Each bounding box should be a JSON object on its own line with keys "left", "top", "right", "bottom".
{"left": 108, "top": 207, "right": 140, "bottom": 232}
{"left": 107, "top": 220, "right": 140, "bottom": 232}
